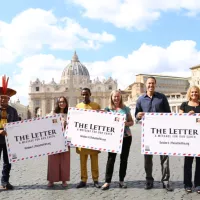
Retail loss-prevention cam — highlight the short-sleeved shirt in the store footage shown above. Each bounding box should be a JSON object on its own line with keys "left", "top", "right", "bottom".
{"left": 180, "top": 101, "right": 200, "bottom": 113}
{"left": 76, "top": 102, "right": 100, "bottom": 110}
{"left": 76, "top": 101, "right": 101, "bottom": 155}
{"left": 105, "top": 106, "right": 132, "bottom": 137}
{"left": 135, "top": 92, "right": 171, "bottom": 119}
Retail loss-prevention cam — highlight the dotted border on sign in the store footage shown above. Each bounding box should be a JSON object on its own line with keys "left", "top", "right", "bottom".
{"left": 142, "top": 112, "right": 200, "bottom": 157}
{"left": 65, "top": 107, "right": 125, "bottom": 153}
{"left": 5, "top": 114, "right": 67, "bottom": 163}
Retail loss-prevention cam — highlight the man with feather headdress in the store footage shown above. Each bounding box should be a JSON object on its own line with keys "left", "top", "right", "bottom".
{"left": 0, "top": 75, "right": 19, "bottom": 190}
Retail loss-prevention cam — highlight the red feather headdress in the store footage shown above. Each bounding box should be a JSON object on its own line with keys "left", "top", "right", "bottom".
{"left": 2, "top": 75, "right": 9, "bottom": 95}
{"left": 0, "top": 75, "right": 16, "bottom": 97}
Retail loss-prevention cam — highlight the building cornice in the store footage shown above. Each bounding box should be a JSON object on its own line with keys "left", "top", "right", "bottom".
{"left": 136, "top": 74, "right": 189, "bottom": 80}
{"left": 190, "top": 64, "right": 200, "bottom": 70}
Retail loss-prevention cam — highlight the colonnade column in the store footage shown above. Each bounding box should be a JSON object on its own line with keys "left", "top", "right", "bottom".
{"left": 41, "top": 99, "right": 46, "bottom": 116}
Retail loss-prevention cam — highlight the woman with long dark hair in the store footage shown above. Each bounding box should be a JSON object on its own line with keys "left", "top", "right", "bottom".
{"left": 47, "top": 96, "right": 70, "bottom": 187}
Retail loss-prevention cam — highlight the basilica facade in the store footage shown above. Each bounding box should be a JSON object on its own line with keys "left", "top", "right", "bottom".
{"left": 125, "top": 64, "right": 200, "bottom": 114}
{"left": 12, "top": 54, "right": 200, "bottom": 119}
{"left": 28, "top": 52, "right": 117, "bottom": 117}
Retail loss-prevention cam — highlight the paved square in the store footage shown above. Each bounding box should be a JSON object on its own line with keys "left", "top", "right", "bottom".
{"left": 0, "top": 125, "right": 199, "bottom": 199}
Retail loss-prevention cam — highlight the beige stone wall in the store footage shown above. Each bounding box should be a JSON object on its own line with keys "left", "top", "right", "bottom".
{"left": 9, "top": 101, "right": 28, "bottom": 120}
{"left": 190, "top": 65, "right": 200, "bottom": 86}
{"left": 133, "top": 74, "right": 189, "bottom": 98}
{"left": 131, "top": 83, "right": 144, "bottom": 98}
{"left": 125, "top": 65, "right": 200, "bottom": 113}
{"left": 29, "top": 86, "right": 117, "bottom": 117}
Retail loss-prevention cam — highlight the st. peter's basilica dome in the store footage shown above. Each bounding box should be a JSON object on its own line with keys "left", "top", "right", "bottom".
{"left": 60, "top": 52, "right": 90, "bottom": 85}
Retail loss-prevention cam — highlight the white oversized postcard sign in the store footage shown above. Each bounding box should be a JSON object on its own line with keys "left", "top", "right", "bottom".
{"left": 142, "top": 113, "right": 200, "bottom": 157}
{"left": 65, "top": 107, "right": 126, "bottom": 154}
{"left": 5, "top": 115, "right": 67, "bottom": 163}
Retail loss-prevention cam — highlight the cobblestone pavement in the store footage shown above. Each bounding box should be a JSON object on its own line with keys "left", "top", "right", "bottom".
{"left": 0, "top": 124, "right": 199, "bottom": 200}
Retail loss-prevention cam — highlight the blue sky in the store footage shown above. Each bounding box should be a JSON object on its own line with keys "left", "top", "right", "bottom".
{"left": 0, "top": 0, "right": 200, "bottom": 104}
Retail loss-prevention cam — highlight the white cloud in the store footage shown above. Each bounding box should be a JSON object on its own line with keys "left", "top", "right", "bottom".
{"left": 10, "top": 40, "right": 200, "bottom": 104}
{"left": 0, "top": 47, "right": 16, "bottom": 64}
{"left": 10, "top": 54, "right": 68, "bottom": 102}
{"left": 0, "top": 8, "right": 115, "bottom": 59}
{"left": 84, "top": 40, "right": 200, "bottom": 89}
{"left": 67, "top": 0, "right": 200, "bottom": 30}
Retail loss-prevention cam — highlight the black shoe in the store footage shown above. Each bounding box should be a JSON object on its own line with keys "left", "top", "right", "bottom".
{"left": 144, "top": 182, "right": 153, "bottom": 190}
{"left": 163, "top": 183, "right": 173, "bottom": 192}
{"left": 76, "top": 181, "right": 86, "bottom": 188}
{"left": 119, "top": 182, "right": 127, "bottom": 188}
{"left": 2, "top": 182, "right": 14, "bottom": 190}
{"left": 101, "top": 183, "right": 110, "bottom": 190}
{"left": 94, "top": 181, "right": 101, "bottom": 188}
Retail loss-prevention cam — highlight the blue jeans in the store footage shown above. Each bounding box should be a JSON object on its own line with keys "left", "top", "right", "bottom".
{"left": 0, "top": 144, "right": 11, "bottom": 186}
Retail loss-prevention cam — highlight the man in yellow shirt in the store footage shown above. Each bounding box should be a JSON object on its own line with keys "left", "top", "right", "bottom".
{"left": 76, "top": 88, "right": 101, "bottom": 188}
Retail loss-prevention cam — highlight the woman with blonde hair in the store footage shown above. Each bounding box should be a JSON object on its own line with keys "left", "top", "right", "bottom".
{"left": 179, "top": 86, "right": 200, "bottom": 194}
{"left": 101, "top": 90, "right": 134, "bottom": 190}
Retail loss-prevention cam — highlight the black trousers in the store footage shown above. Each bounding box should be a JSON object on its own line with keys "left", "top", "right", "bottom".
{"left": 184, "top": 156, "right": 200, "bottom": 188}
{"left": 0, "top": 144, "right": 11, "bottom": 186}
{"left": 144, "top": 155, "right": 170, "bottom": 183}
{"left": 105, "top": 136, "right": 132, "bottom": 183}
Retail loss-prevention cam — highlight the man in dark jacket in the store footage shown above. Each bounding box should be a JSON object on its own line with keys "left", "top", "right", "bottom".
{"left": 0, "top": 76, "right": 19, "bottom": 190}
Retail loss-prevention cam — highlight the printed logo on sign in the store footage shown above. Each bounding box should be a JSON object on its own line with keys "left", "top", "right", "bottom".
{"left": 52, "top": 119, "right": 58, "bottom": 124}
{"left": 12, "top": 153, "right": 17, "bottom": 159}
{"left": 196, "top": 118, "right": 200, "bottom": 124}
{"left": 114, "top": 117, "right": 120, "bottom": 122}
{"left": 145, "top": 145, "right": 150, "bottom": 151}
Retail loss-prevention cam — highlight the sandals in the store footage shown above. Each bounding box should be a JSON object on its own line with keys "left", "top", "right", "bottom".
{"left": 47, "top": 181, "right": 68, "bottom": 187}
{"left": 62, "top": 182, "right": 68, "bottom": 187}
{"left": 47, "top": 182, "right": 54, "bottom": 187}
